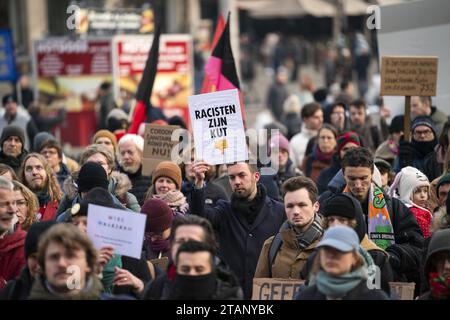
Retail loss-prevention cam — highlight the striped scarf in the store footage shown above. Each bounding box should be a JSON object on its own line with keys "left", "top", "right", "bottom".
{"left": 345, "top": 183, "right": 395, "bottom": 249}
{"left": 292, "top": 214, "right": 323, "bottom": 250}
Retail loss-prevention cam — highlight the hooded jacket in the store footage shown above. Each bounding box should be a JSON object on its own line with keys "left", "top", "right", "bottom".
{"left": 0, "top": 230, "right": 27, "bottom": 289}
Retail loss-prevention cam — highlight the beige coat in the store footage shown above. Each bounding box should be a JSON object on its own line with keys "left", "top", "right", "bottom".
{"left": 254, "top": 228, "right": 320, "bottom": 279}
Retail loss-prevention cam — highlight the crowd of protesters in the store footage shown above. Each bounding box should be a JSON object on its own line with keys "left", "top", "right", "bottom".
{"left": 1, "top": 40, "right": 450, "bottom": 301}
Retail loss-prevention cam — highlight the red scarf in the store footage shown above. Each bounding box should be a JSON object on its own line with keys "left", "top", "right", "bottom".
{"left": 429, "top": 273, "right": 450, "bottom": 300}
{"left": 314, "top": 146, "right": 334, "bottom": 163}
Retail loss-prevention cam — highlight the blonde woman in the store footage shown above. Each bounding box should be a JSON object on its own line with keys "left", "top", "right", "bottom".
{"left": 12, "top": 180, "right": 39, "bottom": 231}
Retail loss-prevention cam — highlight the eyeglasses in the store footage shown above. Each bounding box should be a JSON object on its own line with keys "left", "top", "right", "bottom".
{"left": 41, "top": 150, "right": 58, "bottom": 156}
{"left": 413, "top": 129, "right": 433, "bottom": 138}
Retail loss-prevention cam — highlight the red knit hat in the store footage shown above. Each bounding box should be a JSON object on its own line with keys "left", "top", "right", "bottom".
{"left": 337, "top": 131, "right": 361, "bottom": 154}
{"left": 141, "top": 198, "right": 174, "bottom": 233}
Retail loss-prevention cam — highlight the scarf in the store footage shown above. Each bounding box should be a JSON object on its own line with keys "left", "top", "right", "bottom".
{"left": 412, "top": 139, "right": 437, "bottom": 158}
{"left": 314, "top": 146, "right": 335, "bottom": 163}
{"left": 344, "top": 183, "right": 395, "bottom": 250}
{"left": 149, "top": 239, "right": 170, "bottom": 253}
{"left": 429, "top": 273, "right": 450, "bottom": 300}
{"left": 291, "top": 214, "right": 323, "bottom": 250}
{"left": 388, "top": 139, "right": 399, "bottom": 156}
{"left": 35, "top": 190, "right": 51, "bottom": 207}
{"left": 153, "top": 190, "right": 189, "bottom": 215}
{"left": 358, "top": 246, "right": 378, "bottom": 288}
{"left": 231, "top": 184, "right": 266, "bottom": 225}
{"left": 170, "top": 272, "right": 217, "bottom": 300}
{"left": 315, "top": 267, "right": 367, "bottom": 299}
{"left": 101, "top": 254, "right": 122, "bottom": 294}
{"left": 29, "top": 275, "right": 103, "bottom": 300}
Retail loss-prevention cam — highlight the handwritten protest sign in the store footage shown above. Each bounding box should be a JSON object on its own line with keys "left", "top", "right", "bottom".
{"left": 87, "top": 204, "right": 146, "bottom": 259}
{"left": 142, "top": 124, "right": 180, "bottom": 176}
{"left": 188, "top": 89, "right": 248, "bottom": 165}
{"left": 381, "top": 56, "right": 438, "bottom": 96}
{"left": 252, "top": 278, "right": 304, "bottom": 300}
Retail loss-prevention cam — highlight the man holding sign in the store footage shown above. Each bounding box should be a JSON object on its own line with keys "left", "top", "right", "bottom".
{"left": 190, "top": 159, "right": 286, "bottom": 299}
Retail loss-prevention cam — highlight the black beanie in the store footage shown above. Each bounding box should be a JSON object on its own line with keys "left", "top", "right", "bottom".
{"left": 67, "top": 187, "right": 122, "bottom": 221}
{"left": 24, "top": 221, "right": 57, "bottom": 259}
{"left": 389, "top": 115, "right": 404, "bottom": 134}
{"left": 76, "top": 162, "right": 109, "bottom": 193}
{"left": 1, "top": 125, "right": 26, "bottom": 147}
{"left": 321, "top": 194, "right": 356, "bottom": 220}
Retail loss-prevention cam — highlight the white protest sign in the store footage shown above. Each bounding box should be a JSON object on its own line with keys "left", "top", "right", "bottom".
{"left": 87, "top": 204, "right": 146, "bottom": 259}
{"left": 188, "top": 89, "right": 248, "bottom": 165}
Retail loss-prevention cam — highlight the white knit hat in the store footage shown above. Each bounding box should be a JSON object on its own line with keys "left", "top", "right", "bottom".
{"left": 388, "top": 166, "right": 430, "bottom": 204}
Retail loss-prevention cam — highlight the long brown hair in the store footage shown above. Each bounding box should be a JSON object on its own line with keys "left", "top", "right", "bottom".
{"left": 20, "top": 153, "right": 62, "bottom": 202}
{"left": 12, "top": 180, "right": 39, "bottom": 230}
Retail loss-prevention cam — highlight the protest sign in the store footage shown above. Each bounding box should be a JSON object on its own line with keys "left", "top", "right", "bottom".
{"left": 142, "top": 124, "right": 180, "bottom": 176}
{"left": 380, "top": 55, "right": 439, "bottom": 142}
{"left": 188, "top": 89, "right": 248, "bottom": 165}
{"left": 389, "top": 282, "right": 415, "bottom": 300}
{"left": 252, "top": 278, "right": 304, "bottom": 300}
{"left": 380, "top": 56, "right": 438, "bottom": 96}
{"left": 87, "top": 204, "right": 146, "bottom": 259}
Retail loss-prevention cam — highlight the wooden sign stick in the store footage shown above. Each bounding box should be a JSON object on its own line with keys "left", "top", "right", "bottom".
{"left": 404, "top": 96, "right": 411, "bottom": 142}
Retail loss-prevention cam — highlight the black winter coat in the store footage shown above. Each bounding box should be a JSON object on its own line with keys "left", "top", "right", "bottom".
{"left": 316, "top": 155, "right": 341, "bottom": 195}
{"left": 182, "top": 180, "right": 229, "bottom": 208}
{"left": 0, "top": 150, "right": 28, "bottom": 176}
{"left": 119, "top": 165, "right": 152, "bottom": 206}
{"left": 189, "top": 185, "right": 286, "bottom": 299}
{"left": 294, "top": 280, "right": 390, "bottom": 300}
{"left": 319, "top": 187, "right": 424, "bottom": 281}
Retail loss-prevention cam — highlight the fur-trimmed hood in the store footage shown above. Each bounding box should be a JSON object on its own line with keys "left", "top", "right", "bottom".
{"left": 62, "top": 170, "right": 132, "bottom": 199}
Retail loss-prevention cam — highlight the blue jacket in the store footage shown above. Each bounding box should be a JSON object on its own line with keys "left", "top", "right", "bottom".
{"left": 189, "top": 185, "right": 286, "bottom": 299}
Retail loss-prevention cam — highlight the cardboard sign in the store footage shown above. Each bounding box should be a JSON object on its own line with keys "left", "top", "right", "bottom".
{"left": 142, "top": 124, "right": 180, "bottom": 176}
{"left": 87, "top": 204, "right": 146, "bottom": 259}
{"left": 389, "top": 282, "right": 415, "bottom": 300}
{"left": 252, "top": 278, "right": 304, "bottom": 300}
{"left": 380, "top": 56, "right": 438, "bottom": 96}
{"left": 188, "top": 89, "right": 248, "bottom": 165}
{"left": 149, "top": 256, "right": 169, "bottom": 271}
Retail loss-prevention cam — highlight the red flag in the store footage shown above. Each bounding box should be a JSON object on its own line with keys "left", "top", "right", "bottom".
{"left": 128, "top": 21, "right": 162, "bottom": 134}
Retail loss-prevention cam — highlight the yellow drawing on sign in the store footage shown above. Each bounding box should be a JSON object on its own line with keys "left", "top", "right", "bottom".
{"left": 214, "top": 139, "right": 228, "bottom": 154}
